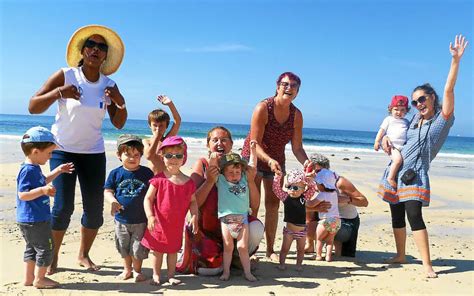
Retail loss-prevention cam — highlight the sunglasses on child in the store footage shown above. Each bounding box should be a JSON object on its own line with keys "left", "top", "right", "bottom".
{"left": 83, "top": 40, "right": 109, "bottom": 52}
{"left": 411, "top": 95, "right": 428, "bottom": 107}
{"left": 286, "top": 185, "right": 305, "bottom": 191}
{"left": 163, "top": 153, "right": 184, "bottom": 159}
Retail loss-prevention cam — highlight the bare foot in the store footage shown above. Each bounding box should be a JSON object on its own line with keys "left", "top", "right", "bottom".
{"left": 385, "top": 255, "right": 406, "bottom": 264}
{"left": 315, "top": 255, "right": 323, "bottom": 261}
{"left": 425, "top": 266, "right": 438, "bottom": 278}
{"left": 117, "top": 270, "right": 132, "bottom": 280}
{"left": 244, "top": 272, "right": 257, "bottom": 282}
{"left": 78, "top": 256, "right": 100, "bottom": 271}
{"left": 219, "top": 272, "right": 230, "bottom": 281}
{"left": 23, "top": 280, "right": 33, "bottom": 286}
{"left": 326, "top": 253, "right": 333, "bottom": 262}
{"left": 388, "top": 178, "right": 397, "bottom": 189}
{"left": 33, "top": 277, "right": 59, "bottom": 289}
{"left": 150, "top": 275, "right": 161, "bottom": 286}
{"left": 168, "top": 277, "right": 182, "bottom": 285}
{"left": 47, "top": 260, "right": 57, "bottom": 275}
{"left": 134, "top": 272, "right": 146, "bottom": 282}
{"left": 295, "top": 265, "right": 303, "bottom": 272}
{"left": 266, "top": 253, "right": 279, "bottom": 262}
{"left": 304, "top": 242, "right": 315, "bottom": 254}
{"left": 278, "top": 264, "right": 286, "bottom": 270}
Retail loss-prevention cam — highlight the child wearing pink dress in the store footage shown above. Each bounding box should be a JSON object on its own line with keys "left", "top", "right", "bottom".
{"left": 141, "top": 136, "right": 198, "bottom": 286}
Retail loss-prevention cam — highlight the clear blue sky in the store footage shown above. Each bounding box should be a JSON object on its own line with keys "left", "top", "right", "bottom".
{"left": 1, "top": 0, "right": 472, "bottom": 136}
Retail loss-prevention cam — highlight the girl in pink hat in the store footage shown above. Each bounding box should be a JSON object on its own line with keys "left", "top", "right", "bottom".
{"left": 141, "top": 136, "right": 199, "bottom": 286}
{"left": 374, "top": 95, "right": 410, "bottom": 188}
{"left": 272, "top": 169, "right": 320, "bottom": 270}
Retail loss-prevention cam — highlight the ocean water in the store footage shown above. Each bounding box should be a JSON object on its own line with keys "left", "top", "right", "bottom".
{"left": 1, "top": 113, "right": 473, "bottom": 157}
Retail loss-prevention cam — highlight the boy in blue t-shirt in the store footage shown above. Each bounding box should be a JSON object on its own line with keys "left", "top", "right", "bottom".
{"left": 17, "top": 126, "right": 74, "bottom": 289}
{"left": 104, "top": 134, "right": 154, "bottom": 282}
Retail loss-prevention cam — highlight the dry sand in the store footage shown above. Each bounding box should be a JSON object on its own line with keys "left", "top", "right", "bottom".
{"left": 0, "top": 137, "right": 473, "bottom": 295}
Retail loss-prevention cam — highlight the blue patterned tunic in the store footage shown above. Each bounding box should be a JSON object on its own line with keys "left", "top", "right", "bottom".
{"left": 378, "top": 111, "right": 454, "bottom": 206}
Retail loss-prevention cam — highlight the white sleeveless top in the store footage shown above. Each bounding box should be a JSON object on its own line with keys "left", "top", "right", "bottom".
{"left": 51, "top": 67, "right": 115, "bottom": 153}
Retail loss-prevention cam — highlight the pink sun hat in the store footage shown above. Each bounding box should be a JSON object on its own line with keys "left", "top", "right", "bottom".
{"left": 158, "top": 136, "right": 188, "bottom": 165}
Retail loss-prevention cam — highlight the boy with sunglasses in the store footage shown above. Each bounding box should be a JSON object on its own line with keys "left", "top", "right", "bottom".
{"left": 272, "top": 169, "right": 320, "bottom": 270}
{"left": 374, "top": 95, "right": 410, "bottom": 188}
{"left": 104, "top": 134, "right": 154, "bottom": 282}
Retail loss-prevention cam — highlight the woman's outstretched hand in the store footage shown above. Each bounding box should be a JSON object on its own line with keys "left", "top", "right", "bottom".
{"left": 449, "top": 34, "right": 469, "bottom": 60}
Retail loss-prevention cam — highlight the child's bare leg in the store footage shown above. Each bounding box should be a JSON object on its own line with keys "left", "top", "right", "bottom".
{"left": 334, "top": 240, "right": 342, "bottom": 256}
{"left": 118, "top": 256, "right": 133, "bottom": 280}
{"left": 279, "top": 231, "right": 293, "bottom": 270}
{"left": 237, "top": 225, "right": 257, "bottom": 281}
{"left": 220, "top": 223, "right": 234, "bottom": 281}
{"left": 33, "top": 266, "right": 59, "bottom": 289}
{"left": 24, "top": 260, "right": 35, "bottom": 286}
{"left": 325, "top": 233, "right": 337, "bottom": 262}
{"left": 388, "top": 149, "right": 403, "bottom": 188}
{"left": 316, "top": 223, "right": 328, "bottom": 261}
{"left": 151, "top": 251, "right": 163, "bottom": 286}
{"left": 167, "top": 253, "right": 181, "bottom": 285}
{"left": 295, "top": 236, "right": 306, "bottom": 271}
{"left": 132, "top": 257, "right": 146, "bottom": 282}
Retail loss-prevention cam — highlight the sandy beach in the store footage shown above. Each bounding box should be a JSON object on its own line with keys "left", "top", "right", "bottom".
{"left": 0, "top": 137, "right": 473, "bottom": 295}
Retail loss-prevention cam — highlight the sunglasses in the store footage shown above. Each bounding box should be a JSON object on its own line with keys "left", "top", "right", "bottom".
{"left": 411, "top": 95, "right": 428, "bottom": 107}
{"left": 83, "top": 40, "right": 109, "bottom": 52}
{"left": 163, "top": 153, "right": 184, "bottom": 159}
{"left": 286, "top": 185, "right": 305, "bottom": 191}
{"left": 279, "top": 82, "right": 299, "bottom": 89}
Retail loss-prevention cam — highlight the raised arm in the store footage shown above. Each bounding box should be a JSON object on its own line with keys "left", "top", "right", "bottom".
{"left": 291, "top": 109, "right": 309, "bottom": 165}
{"left": 272, "top": 174, "right": 287, "bottom": 201}
{"left": 443, "top": 34, "right": 469, "bottom": 118}
{"left": 159, "top": 95, "right": 182, "bottom": 137}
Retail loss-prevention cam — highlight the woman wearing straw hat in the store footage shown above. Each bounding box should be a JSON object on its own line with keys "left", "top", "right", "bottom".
{"left": 28, "top": 25, "right": 127, "bottom": 274}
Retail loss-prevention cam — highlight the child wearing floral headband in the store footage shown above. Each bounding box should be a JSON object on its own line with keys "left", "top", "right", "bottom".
{"left": 272, "top": 169, "right": 320, "bottom": 270}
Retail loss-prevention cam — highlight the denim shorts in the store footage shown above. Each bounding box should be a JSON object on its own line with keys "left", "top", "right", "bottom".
{"left": 114, "top": 221, "right": 149, "bottom": 260}
{"left": 18, "top": 221, "right": 54, "bottom": 267}
{"left": 50, "top": 150, "right": 106, "bottom": 230}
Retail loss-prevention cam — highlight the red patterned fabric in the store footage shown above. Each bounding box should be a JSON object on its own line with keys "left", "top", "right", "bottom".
{"left": 241, "top": 97, "right": 296, "bottom": 172}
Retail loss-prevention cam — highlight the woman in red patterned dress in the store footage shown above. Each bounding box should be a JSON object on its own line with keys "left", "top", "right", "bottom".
{"left": 241, "top": 72, "right": 312, "bottom": 261}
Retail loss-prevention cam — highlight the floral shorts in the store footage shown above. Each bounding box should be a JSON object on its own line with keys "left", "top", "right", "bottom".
{"left": 318, "top": 217, "right": 341, "bottom": 234}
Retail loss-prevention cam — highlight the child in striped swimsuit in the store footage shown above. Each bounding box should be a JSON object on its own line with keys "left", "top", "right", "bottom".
{"left": 273, "top": 169, "right": 320, "bottom": 270}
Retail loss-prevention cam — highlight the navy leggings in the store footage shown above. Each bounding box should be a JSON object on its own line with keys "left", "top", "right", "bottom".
{"left": 50, "top": 151, "right": 106, "bottom": 230}
{"left": 390, "top": 200, "right": 426, "bottom": 231}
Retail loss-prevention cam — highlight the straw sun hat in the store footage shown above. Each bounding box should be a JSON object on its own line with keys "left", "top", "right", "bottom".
{"left": 66, "top": 25, "right": 124, "bottom": 76}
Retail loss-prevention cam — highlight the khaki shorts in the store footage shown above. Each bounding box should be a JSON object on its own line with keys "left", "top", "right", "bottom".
{"left": 114, "top": 221, "right": 149, "bottom": 260}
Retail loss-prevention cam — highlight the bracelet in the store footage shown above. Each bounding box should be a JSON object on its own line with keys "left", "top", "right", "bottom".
{"left": 115, "top": 103, "right": 126, "bottom": 110}
{"left": 57, "top": 87, "right": 63, "bottom": 99}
